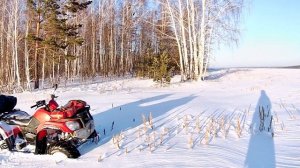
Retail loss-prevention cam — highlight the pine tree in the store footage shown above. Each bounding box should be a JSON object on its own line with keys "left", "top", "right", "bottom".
{"left": 151, "top": 51, "right": 174, "bottom": 86}
{"left": 27, "top": 0, "right": 91, "bottom": 89}
{"left": 43, "top": 0, "right": 92, "bottom": 57}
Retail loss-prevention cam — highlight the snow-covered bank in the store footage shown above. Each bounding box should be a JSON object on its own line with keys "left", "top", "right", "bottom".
{"left": 1, "top": 68, "right": 300, "bottom": 168}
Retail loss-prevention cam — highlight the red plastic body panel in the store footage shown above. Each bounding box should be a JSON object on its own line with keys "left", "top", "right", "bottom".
{"left": 12, "top": 126, "right": 22, "bottom": 137}
{"left": 38, "top": 121, "right": 74, "bottom": 133}
{"left": 50, "top": 111, "right": 67, "bottom": 119}
{"left": 33, "top": 108, "right": 51, "bottom": 124}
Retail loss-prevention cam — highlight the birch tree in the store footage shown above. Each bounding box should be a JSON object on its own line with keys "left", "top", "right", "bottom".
{"left": 12, "top": 0, "right": 22, "bottom": 88}
{"left": 0, "top": 0, "right": 8, "bottom": 87}
{"left": 159, "top": 0, "right": 243, "bottom": 81}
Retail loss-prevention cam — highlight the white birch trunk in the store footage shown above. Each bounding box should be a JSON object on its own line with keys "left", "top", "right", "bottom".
{"left": 98, "top": 0, "right": 104, "bottom": 73}
{"left": 191, "top": 0, "right": 199, "bottom": 79}
{"left": 120, "top": 2, "right": 126, "bottom": 74}
{"left": 178, "top": 0, "right": 190, "bottom": 79}
{"left": 199, "top": 0, "right": 207, "bottom": 79}
{"left": 0, "top": 0, "right": 7, "bottom": 85}
{"left": 91, "top": 6, "right": 96, "bottom": 76}
{"left": 7, "top": 7, "right": 14, "bottom": 85}
{"left": 25, "top": 20, "right": 31, "bottom": 90}
{"left": 166, "top": 0, "right": 185, "bottom": 81}
{"left": 187, "top": 0, "right": 194, "bottom": 78}
{"left": 13, "top": 0, "right": 21, "bottom": 87}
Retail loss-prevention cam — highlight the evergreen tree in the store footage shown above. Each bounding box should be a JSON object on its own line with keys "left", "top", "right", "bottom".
{"left": 151, "top": 51, "right": 174, "bottom": 86}
{"left": 27, "top": 0, "right": 91, "bottom": 89}
{"left": 43, "top": 0, "right": 92, "bottom": 59}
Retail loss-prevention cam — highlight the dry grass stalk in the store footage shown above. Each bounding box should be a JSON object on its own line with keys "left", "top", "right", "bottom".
{"left": 163, "top": 127, "right": 169, "bottom": 136}
{"left": 282, "top": 103, "right": 295, "bottom": 119}
{"left": 188, "top": 135, "right": 193, "bottom": 149}
{"left": 152, "top": 131, "right": 156, "bottom": 147}
{"left": 236, "top": 117, "right": 241, "bottom": 138}
{"left": 98, "top": 153, "right": 103, "bottom": 162}
{"left": 221, "top": 117, "right": 226, "bottom": 138}
{"left": 145, "top": 134, "right": 150, "bottom": 146}
{"left": 209, "top": 118, "right": 214, "bottom": 134}
{"left": 113, "top": 133, "right": 123, "bottom": 149}
{"left": 205, "top": 126, "right": 210, "bottom": 145}
{"left": 112, "top": 135, "right": 116, "bottom": 144}
{"left": 142, "top": 114, "right": 148, "bottom": 132}
{"left": 149, "top": 142, "right": 153, "bottom": 153}
{"left": 149, "top": 112, "right": 154, "bottom": 129}
{"left": 274, "top": 111, "right": 279, "bottom": 123}
{"left": 247, "top": 104, "right": 251, "bottom": 115}
{"left": 182, "top": 116, "right": 187, "bottom": 128}
{"left": 160, "top": 133, "right": 164, "bottom": 145}
{"left": 185, "top": 125, "right": 189, "bottom": 134}
{"left": 137, "top": 128, "right": 141, "bottom": 139}
{"left": 281, "top": 121, "right": 285, "bottom": 131}
{"left": 196, "top": 117, "right": 200, "bottom": 133}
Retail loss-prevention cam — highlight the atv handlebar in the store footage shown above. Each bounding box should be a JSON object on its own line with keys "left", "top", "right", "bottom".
{"left": 31, "top": 100, "right": 46, "bottom": 109}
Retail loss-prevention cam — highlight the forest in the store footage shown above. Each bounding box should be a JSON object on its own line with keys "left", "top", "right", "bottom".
{"left": 0, "top": 0, "right": 243, "bottom": 92}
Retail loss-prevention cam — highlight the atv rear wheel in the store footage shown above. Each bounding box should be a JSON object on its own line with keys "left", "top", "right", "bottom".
{"left": 47, "top": 141, "right": 80, "bottom": 158}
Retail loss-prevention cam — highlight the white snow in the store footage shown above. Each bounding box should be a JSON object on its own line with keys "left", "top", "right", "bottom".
{"left": 1, "top": 68, "right": 300, "bottom": 168}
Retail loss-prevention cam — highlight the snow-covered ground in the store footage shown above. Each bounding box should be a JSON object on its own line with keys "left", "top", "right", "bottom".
{"left": 1, "top": 68, "right": 300, "bottom": 168}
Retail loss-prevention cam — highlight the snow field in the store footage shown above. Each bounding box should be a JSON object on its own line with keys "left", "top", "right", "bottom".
{"left": 1, "top": 68, "right": 300, "bottom": 167}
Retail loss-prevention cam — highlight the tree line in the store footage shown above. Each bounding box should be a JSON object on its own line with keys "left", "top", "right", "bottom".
{"left": 0, "top": 0, "right": 243, "bottom": 92}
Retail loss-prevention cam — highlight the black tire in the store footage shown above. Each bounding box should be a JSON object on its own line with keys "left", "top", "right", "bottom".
{"left": 0, "top": 141, "right": 8, "bottom": 150}
{"left": 47, "top": 141, "right": 81, "bottom": 158}
{"left": 1, "top": 136, "right": 15, "bottom": 151}
{"left": 35, "top": 136, "right": 47, "bottom": 154}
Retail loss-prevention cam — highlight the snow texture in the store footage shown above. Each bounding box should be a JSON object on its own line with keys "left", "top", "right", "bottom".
{"left": 0, "top": 68, "right": 300, "bottom": 168}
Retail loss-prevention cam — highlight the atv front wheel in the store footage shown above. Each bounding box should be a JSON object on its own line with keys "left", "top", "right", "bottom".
{"left": 88, "top": 130, "right": 99, "bottom": 143}
{"left": 0, "top": 136, "right": 15, "bottom": 151}
{"left": 47, "top": 141, "right": 80, "bottom": 158}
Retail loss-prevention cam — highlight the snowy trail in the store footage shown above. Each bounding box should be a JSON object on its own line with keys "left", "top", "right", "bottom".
{"left": 1, "top": 68, "right": 300, "bottom": 168}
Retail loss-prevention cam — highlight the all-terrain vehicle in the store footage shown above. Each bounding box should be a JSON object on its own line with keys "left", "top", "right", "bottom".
{"left": 0, "top": 91, "right": 98, "bottom": 158}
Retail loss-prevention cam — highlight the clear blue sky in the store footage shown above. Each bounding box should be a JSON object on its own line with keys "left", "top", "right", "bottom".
{"left": 213, "top": 0, "right": 300, "bottom": 67}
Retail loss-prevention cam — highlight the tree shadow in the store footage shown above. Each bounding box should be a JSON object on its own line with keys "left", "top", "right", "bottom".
{"left": 80, "top": 94, "right": 196, "bottom": 155}
{"left": 244, "top": 90, "right": 276, "bottom": 168}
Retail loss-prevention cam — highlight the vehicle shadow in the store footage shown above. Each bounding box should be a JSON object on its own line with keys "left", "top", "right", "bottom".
{"left": 244, "top": 90, "right": 276, "bottom": 168}
{"left": 80, "top": 94, "right": 196, "bottom": 155}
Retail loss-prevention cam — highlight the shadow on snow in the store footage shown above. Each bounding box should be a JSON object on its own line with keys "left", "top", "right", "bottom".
{"left": 80, "top": 93, "right": 196, "bottom": 155}
{"left": 244, "top": 90, "right": 276, "bottom": 168}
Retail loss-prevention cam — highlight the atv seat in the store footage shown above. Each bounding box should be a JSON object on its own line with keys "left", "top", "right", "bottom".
{"left": 50, "top": 100, "right": 87, "bottom": 119}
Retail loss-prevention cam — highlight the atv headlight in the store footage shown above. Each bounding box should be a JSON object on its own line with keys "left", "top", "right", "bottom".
{"left": 66, "top": 121, "right": 81, "bottom": 131}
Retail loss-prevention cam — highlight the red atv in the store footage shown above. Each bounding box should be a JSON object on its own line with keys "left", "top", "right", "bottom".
{"left": 0, "top": 93, "right": 98, "bottom": 158}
